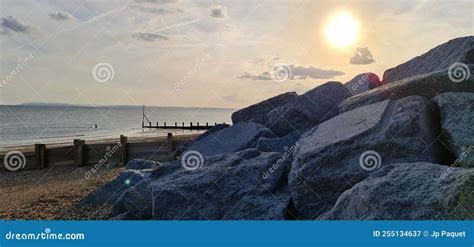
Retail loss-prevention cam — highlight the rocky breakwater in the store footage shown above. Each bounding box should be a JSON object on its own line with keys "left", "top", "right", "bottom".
{"left": 79, "top": 36, "right": 473, "bottom": 220}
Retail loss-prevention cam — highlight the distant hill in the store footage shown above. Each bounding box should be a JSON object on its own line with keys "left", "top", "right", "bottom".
{"left": 19, "top": 102, "right": 79, "bottom": 107}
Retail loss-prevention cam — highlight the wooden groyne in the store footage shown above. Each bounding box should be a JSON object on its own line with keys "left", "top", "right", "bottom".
{"left": 142, "top": 121, "right": 228, "bottom": 130}
{"left": 141, "top": 105, "right": 228, "bottom": 130}
{"left": 0, "top": 133, "right": 198, "bottom": 172}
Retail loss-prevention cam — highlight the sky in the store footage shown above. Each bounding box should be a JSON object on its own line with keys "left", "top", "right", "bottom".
{"left": 0, "top": 0, "right": 472, "bottom": 109}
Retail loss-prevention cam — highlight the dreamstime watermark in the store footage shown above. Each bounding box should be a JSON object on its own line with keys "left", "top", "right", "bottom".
{"left": 5, "top": 227, "right": 85, "bottom": 241}
{"left": 350, "top": 72, "right": 371, "bottom": 92}
{"left": 270, "top": 63, "right": 292, "bottom": 82}
{"left": 3, "top": 150, "right": 27, "bottom": 172}
{"left": 92, "top": 62, "right": 115, "bottom": 82}
{"left": 181, "top": 150, "right": 204, "bottom": 171}
{"left": 438, "top": 145, "right": 474, "bottom": 181}
{"left": 448, "top": 62, "right": 470, "bottom": 83}
{"left": 84, "top": 143, "right": 122, "bottom": 179}
{"left": 359, "top": 150, "right": 382, "bottom": 171}
{"left": 174, "top": 52, "right": 212, "bottom": 91}
{"left": 1, "top": 53, "right": 34, "bottom": 88}
{"left": 262, "top": 142, "right": 300, "bottom": 179}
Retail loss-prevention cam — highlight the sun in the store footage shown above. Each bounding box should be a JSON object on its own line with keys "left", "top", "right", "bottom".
{"left": 325, "top": 12, "right": 359, "bottom": 48}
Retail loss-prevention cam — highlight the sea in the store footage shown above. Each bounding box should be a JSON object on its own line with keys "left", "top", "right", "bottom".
{"left": 0, "top": 105, "right": 234, "bottom": 148}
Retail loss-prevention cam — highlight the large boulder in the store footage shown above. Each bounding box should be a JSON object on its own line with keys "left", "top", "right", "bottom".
{"left": 126, "top": 159, "right": 160, "bottom": 170}
{"left": 289, "top": 96, "right": 439, "bottom": 219}
{"left": 78, "top": 166, "right": 153, "bottom": 207}
{"left": 344, "top": 72, "right": 383, "bottom": 96}
{"left": 338, "top": 66, "right": 474, "bottom": 113}
{"left": 319, "top": 162, "right": 474, "bottom": 220}
{"left": 84, "top": 149, "right": 292, "bottom": 220}
{"left": 150, "top": 149, "right": 291, "bottom": 220}
{"left": 194, "top": 124, "right": 230, "bottom": 140}
{"left": 111, "top": 161, "right": 182, "bottom": 219}
{"left": 184, "top": 122, "right": 275, "bottom": 157}
{"left": 231, "top": 92, "right": 298, "bottom": 124}
{"left": 383, "top": 36, "right": 474, "bottom": 83}
{"left": 264, "top": 81, "right": 351, "bottom": 136}
{"left": 171, "top": 124, "right": 231, "bottom": 159}
{"left": 111, "top": 179, "right": 153, "bottom": 220}
{"left": 434, "top": 92, "right": 474, "bottom": 168}
{"left": 255, "top": 129, "right": 302, "bottom": 153}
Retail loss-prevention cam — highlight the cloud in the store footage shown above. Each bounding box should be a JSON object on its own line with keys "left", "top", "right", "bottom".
{"left": 350, "top": 47, "right": 375, "bottom": 65}
{"left": 238, "top": 64, "right": 344, "bottom": 81}
{"left": 132, "top": 32, "right": 169, "bottom": 41}
{"left": 290, "top": 65, "right": 344, "bottom": 79}
{"left": 135, "top": 0, "right": 180, "bottom": 4}
{"left": 49, "top": 12, "right": 75, "bottom": 21}
{"left": 149, "top": 18, "right": 202, "bottom": 33}
{"left": 131, "top": 5, "right": 183, "bottom": 15}
{"left": 238, "top": 71, "right": 273, "bottom": 80}
{"left": 0, "top": 16, "right": 34, "bottom": 35}
{"left": 210, "top": 6, "right": 227, "bottom": 18}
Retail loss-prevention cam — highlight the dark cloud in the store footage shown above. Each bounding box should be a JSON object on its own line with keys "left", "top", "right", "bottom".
{"left": 238, "top": 64, "right": 344, "bottom": 81}
{"left": 0, "top": 16, "right": 34, "bottom": 35}
{"left": 135, "top": 0, "right": 180, "bottom": 4}
{"left": 290, "top": 65, "right": 344, "bottom": 79}
{"left": 132, "top": 32, "right": 169, "bottom": 41}
{"left": 350, "top": 47, "right": 375, "bottom": 65}
{"left": 238, "top": 71, "right": 273, "bottom": 81}
{"left": 210, "top": 6, "right": 227, "bottom": 18}
{"left": 49, "top": 12, "right": 75, "bottom": 21}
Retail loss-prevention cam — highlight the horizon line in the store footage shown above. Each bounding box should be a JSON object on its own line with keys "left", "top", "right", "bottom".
{"left": 1, "top": 102, "right": 236, "bottom": 110}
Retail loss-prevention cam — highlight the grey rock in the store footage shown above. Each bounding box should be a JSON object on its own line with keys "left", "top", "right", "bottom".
{"left": 78, "top": 169, "right": 152, "bottom": 207}
{"left": 150, "top": 149, "right": 291, "bottom": 220}
{"left": 111, "top": 179, "right": 153, "bottom": 219}
{"left": 172, "top": 125, "right": 231, "bottom": 159}
{"left": 264, "top": 81, "right": 351, "bottom": 136}
{"left": 171, "top": 125, "right": 232, "bottom": 160}
{"left": 126, "top": 159, "right": 160, "bottom": 170}
{"left": 383, "top": 36, "right": 474, "bottom": 83}
{"left": 434, "top": 92, "right": 474, "bottom": 168}
{"left": 338, "top": 66, "right": 474, "bottom": 113}
{"left": 255, "top": 129, "right": 302, "bottom": 153}
{"left": 84, "top": 148, "right": 291, "bottom": 220}
{"left": 289, "top": 96, "right": 439, "bottom": 219}
{"left": 344, "top": 72, "right": 383, "bottom": 96}
{"left": 193, "top": 124, "right": 230, "bottom": 141}
{"left": 184, "top": 122, "right": 275, "bottom": 157}
{"left": 319, "top": 162, "right": 474, "bottom": 220}
{"left": 108, "top": 162, "right": 185, "bottom": 219}
{"left": 231, "top": 92, "right": 298, "bottom": 124}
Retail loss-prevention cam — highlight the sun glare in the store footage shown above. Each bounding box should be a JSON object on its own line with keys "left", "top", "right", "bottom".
{"left": 325, "top": 12, "right": 359, "bottom": 48}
